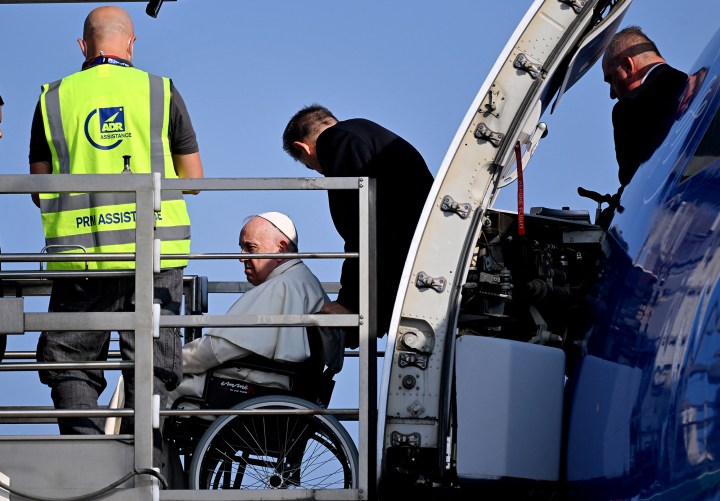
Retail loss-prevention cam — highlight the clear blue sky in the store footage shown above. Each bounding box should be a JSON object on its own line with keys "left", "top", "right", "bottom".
{"left": 0, "top": 0, "right": 719, "bottom": 434}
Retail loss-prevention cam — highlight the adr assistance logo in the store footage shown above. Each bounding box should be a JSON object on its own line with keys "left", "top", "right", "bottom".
{"left": 84, "top": 106, "right": 132, "bottom": 150}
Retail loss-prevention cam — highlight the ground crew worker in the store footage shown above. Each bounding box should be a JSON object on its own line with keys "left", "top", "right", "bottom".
{"left": 28, "top": 6, "right": 204, "bottom": 468}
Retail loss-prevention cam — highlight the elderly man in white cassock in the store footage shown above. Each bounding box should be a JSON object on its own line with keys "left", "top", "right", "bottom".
{"left": 171, "top": 211, "right": 334, "bottom": 402}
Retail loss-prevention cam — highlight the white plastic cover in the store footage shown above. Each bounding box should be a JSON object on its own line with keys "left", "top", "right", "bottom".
{"left": 455, "top": 335, "right": 565, "bottom": 481}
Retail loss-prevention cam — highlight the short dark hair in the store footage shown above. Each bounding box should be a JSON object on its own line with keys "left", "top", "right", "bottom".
{"left": 606, "top": 26, "right": 661, "bottom": 64}
{"left": 282, "top": 104, "right": 337, "bottom": 161}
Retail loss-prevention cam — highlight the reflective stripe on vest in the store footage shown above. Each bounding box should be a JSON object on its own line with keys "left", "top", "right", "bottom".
{"left": 38, "top": 65, "right": 190, "bottom": 270}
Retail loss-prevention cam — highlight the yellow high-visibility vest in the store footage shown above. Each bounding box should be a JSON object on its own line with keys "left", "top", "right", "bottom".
{"left": 38, "top": 64, "right": 190, "bottom": 270}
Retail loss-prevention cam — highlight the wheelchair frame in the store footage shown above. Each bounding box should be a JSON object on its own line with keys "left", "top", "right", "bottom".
{"left": 165, "top": 327, "right": 358, "bottom": 490}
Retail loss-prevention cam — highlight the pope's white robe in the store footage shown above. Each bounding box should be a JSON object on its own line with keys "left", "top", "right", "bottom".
{"left": 172, "top": 259, "right": 328, "bottom": 401}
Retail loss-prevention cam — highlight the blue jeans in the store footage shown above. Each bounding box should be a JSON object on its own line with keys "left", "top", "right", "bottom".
{"left": 36, "top": 268, "right": 184, "bottom": 465}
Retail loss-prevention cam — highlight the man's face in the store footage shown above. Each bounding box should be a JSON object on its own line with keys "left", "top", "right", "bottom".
{"left": 239, "top": 217, "right": 284, "bottom": 286}
{"left": 293, "top": 140, "right": 324, "bottom": 174}
{"left": 602, "top": 56, "right": 632, "bottom": 100}
{"left": 301, "top": 154, "right": 323, "bottom": 174}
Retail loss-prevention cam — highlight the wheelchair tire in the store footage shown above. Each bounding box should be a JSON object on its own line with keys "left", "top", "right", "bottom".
{"left": 188, "top": 395, "right": 359, "bottom": 490}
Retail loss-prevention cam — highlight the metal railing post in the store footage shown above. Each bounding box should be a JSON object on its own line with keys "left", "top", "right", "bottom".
{"left": 357, "top": 177, "right": 377, "bottom": 500}
{"left": 133, "top": 174, "right": 156, "bottom": 492}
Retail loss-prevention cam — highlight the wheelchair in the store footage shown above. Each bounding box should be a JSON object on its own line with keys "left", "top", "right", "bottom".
{"left": 165, "top": 326, "right": 358, "bottom": 490}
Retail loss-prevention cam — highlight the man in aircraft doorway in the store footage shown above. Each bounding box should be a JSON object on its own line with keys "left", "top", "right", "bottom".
{"left": 602, "top": 26, "right": 688, "bottom": 187}
{"left": 283, "top": 105, "right": 434, "bottom": 346}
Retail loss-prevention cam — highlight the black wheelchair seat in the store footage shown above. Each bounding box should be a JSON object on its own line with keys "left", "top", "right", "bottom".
{"left": 202, "top": 325, "right": 339, "bottom": 409}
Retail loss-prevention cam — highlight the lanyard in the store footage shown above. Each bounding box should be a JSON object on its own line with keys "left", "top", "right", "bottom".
{"left": 82, "top": 55, "right": 132, "bottom": 71}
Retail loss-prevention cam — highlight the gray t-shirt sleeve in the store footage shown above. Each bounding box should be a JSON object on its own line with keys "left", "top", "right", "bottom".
{"left": 29, "top": 101, "right": 49, "bottom": 164}
{"left": 169, "top": 82, "right": 199, "bottom": 155}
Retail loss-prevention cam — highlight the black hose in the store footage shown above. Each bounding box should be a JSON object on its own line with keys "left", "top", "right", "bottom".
{"left": 0, "top": 468, "right": 167, "bottom": 501}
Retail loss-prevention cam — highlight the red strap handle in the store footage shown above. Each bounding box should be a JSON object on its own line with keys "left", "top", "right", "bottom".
{"left": 515, "top": 141, "right": 525, "bottom": 236}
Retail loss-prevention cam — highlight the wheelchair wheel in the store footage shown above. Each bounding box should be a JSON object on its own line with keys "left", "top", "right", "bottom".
{"left": 189, "top": 395, "right": 358, "bottom": 490}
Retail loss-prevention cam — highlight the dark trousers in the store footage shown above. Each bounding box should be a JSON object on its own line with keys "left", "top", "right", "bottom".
{"left": 36, "top": 268, "right": 184, "bottom": 466}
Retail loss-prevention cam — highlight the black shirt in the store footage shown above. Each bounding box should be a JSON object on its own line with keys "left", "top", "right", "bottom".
{"left": 612, "top": 64, "right": 688, "bottom": 186}
{"left": 316, "top": 118, "right": 434, "bottom": 336}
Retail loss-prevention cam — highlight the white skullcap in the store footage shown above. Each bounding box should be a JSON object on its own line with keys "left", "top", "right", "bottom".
{"left": 256, "top": 211, "right": 299, "bottom": 249}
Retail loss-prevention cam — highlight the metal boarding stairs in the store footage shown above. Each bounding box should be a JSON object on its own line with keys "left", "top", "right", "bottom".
{"left": 0, "top": 173, "right": 377, "bottom": 501}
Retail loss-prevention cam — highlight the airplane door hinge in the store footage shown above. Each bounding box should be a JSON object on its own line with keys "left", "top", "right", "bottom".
{"left": 513, "top": 53, "right": 544, "bottom": 79}
{"left": 440, "top": 195, "right": 471, "bottom": 219}
{"left": 474, "top": 122, "right": 503, "bottom": 146}
{"left": 391, "top": 431, "right": 421, "bottom": 447}
{"left": 416, "top": 272, "right": 446, "bottom": 292}
{"left": 398, "top": 352, "right": 429, "bottom": 370}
